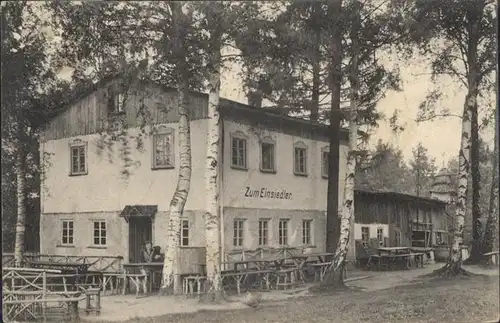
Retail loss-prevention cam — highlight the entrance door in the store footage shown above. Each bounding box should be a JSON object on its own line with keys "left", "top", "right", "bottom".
{"left": 128, "top": 217, "right": 153, "bottom": 263}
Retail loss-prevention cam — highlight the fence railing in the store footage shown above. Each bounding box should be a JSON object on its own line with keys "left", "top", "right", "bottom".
{"left": 224, "top": 246, "right": 308, "bottom": 264}
{"left": 2, "top": 253, "right": 123, "bottom": 272}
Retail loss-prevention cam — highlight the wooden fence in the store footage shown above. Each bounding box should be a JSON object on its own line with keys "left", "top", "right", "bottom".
{"left": 2, "top": 267, "right": 86, "bottom": 322}
{"left": 2, "top": 253, "right": 123, "bottom": 272}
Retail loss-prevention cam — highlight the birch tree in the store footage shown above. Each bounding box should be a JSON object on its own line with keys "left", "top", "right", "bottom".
{"left": 1, "top": 1, "right": 59, "bottom": 265}
{"left": 407, "top": 0, "right": 496, "bottom": 274}
{"left": 159, "top": 1, "right": 194, "bottom": 293}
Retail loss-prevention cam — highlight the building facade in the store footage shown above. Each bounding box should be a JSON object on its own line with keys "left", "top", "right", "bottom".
{"left": 39, "top": 78, "right": 352, "bottom": 266}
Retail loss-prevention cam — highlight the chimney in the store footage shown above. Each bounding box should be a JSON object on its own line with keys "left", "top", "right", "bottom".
{"left": 247, "top": 91, "right": 262, "bottom": 108}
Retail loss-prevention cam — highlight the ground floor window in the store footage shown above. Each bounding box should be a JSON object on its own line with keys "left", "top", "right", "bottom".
{"left": 278, "top": 219, "right": 289, "bottom": 245}
{"left": 377, "top": 227, "right": 384, "bottom": 246}
{"left": 61, "top": 220, "right": 74, "bottom": 245}
{"left": 302, "top": 220, "right": 312, "bottom": 245}
{"left": 180, "top": 219, "right": 189, "bottom": 246}
{"left": 233, "top": 219, "right": 245, "bottom": 247}
{"left": 93, "top": 221, "right": 106, "bottom": 246}
{"left": 258, "top": 219, "right": 269, "bottom": 246}
{"left": 361, "top": 226, "right": 370, "bottom": 246}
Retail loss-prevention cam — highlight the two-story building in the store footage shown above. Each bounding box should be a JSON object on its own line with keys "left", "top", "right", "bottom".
{"left": 38, "top": 78, "right": 352, "bottom": 267}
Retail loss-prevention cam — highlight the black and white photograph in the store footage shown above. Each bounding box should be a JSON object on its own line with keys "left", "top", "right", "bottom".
{"left": 1, "top": 0, "right": 498, "bottom": 322}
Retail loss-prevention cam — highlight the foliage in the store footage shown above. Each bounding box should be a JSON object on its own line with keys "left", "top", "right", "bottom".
{"left": 237, "top": 0, "right": 404, "bottom": 139}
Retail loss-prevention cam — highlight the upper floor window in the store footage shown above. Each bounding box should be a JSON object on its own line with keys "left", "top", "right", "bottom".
{"left": 230, "top": 132, "right": 247, "bottom": 170}
{"left": 260, "top": 138, "right": 276, "bottom": 173}
{"left": 321, "top": 147, "right": 329, "bottom": 178}
{"left": 293, "top": 142, "right": 308, "bottom": 176}
{"left": 69, "top": 140, "right": 87, "bottom": 176}
{"left": 152, "top": 126, "right": 175, "bottom": 169}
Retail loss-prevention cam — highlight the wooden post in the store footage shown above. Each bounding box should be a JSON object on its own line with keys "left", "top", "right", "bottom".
{"left": 42, "top": 271, "right": 47, "bottom": 322}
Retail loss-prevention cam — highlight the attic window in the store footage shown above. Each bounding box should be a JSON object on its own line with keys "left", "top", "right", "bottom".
{"left": 108, "top": 87, "right": 125, "bottom": 114}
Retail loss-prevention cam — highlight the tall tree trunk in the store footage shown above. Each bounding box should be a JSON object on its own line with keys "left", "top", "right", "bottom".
{"left": 161, "top": 2, "right": 192, "bottom": 294}
{"left": 466, "top": 103, "right": 482, "bottom": 263}
{"left": 325, "top": 0, "right": 343, "bottom": 254}
{"left": 434, "top": 89, "right": 476, "bottom": 277}
{"left": 204, "top": 30, "right": 223, "bottom": 301}
{"left": 324, "top": 1, "right": 359, "bottom": 287}
{"left": 14, "top": 118, "right": 26, "bottom": 267}
{"left": 481, "top": 98, "right": 498, "bottom": 254}
{"left": 310, "top": 2, "right": 321, "bottom": 122}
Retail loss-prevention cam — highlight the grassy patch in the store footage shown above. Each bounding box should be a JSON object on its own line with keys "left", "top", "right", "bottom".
{"left": 88, "top": 275, "right": 499, "bottom": 323}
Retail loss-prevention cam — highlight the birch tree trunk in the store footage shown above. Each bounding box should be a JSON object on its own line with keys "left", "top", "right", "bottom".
{"left": 323, "top": 0, "right": 359, "bottom": 287}
{"left": 161, "top": 2, "right": 192, "bottom": 294}
{"left": 433, "top": 90, "right": 476, "bottom": 277}
{"left": 14, "top": 119, "right": 26, "bottom": 267}
{"left": 204, "top": 30, "right": 223, "bottom": 301}
{"left": 160, "top": 80, "right": 191, "bottom": 293}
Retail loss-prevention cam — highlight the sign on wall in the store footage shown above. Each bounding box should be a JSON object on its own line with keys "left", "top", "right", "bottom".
{"left": 244, "top": 186, "right": 292, "bottom": 200}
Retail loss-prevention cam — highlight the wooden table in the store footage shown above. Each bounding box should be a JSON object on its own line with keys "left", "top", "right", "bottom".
{"left": 28, "top": 260, "right": 92, "bottom": 291}
{"left": 376, "top": 247, "right": 411, "bottom": 256}
{"left": 368, "top": 253, "right": 424, "bottom": 271}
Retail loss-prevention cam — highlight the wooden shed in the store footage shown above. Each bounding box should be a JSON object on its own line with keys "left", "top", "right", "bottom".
{"left": 354, "top": 190, "right": 449, "bottom": 249}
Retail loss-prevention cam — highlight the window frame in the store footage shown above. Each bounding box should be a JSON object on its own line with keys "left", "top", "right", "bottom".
{"left": 321, "top": 147, "right": 329, "bottom": 179}
{"left": 152, "top": 126, "right": 175, "bottom": 170}
{"left": 69, "top": 140, "right": 88, "bottom": 176}
{"left": 230, "top": 132, "right": 248, "bottom": 170}
{"left": 258, "top": 219, "right": 270, "bottom": 246}
{"left": 92, "top": 220, "right": 107, "bottom": 247}
{"left": 259, "top": 137, "right": 276, "bottom": 173}
{"left": 180, "top": 219, "right": 189, "bottom": 246}
{"left": 61, "top": 220, "right": 74, "bottom": 246}
{"left": 233, "top": 219, "right": 245, "bottom": 248}
{"left": 361, "top": 226, "right": 370, "bottom": 246}
{"left": 107, "top": 85, "right": 126, "bottom": 114}
{"left": 395, "top": 231, "right": 401, "bottom": 247}
{"left": 302, "top": 219, "right": 313, "bottom": 246}
{"left": 293, "top": 142, "right": 308, "bottom": 176}
{"left": 377, "top": 227, "right": 384, "bottom": 246}
{"left": 278, "top": 219, "right": 290, "bottom": 246}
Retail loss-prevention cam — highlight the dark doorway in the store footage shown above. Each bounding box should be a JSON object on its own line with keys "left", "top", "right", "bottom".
{"left": 128, "top": 217, "right": 152, "bottom": 263}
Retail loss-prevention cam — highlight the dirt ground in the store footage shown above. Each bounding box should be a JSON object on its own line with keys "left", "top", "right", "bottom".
{"left": 83, "top": 265, "right": 499, "bottom": 323}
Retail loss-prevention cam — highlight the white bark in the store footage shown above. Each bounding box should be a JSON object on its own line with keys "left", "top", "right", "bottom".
{"left": 161, "top": 82, "right": 191, "bottom": 292}
{"left": 204, "top": 32, "right": 223, "bottom": 297}
{"left": 449, "top": 90, "right": 475, "bottom": 264}
{"left": 161, "top": 1, "right": 192, "bottom": 293}
{"left": 14, "top": 126, "right": 26, "bottom": 267}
